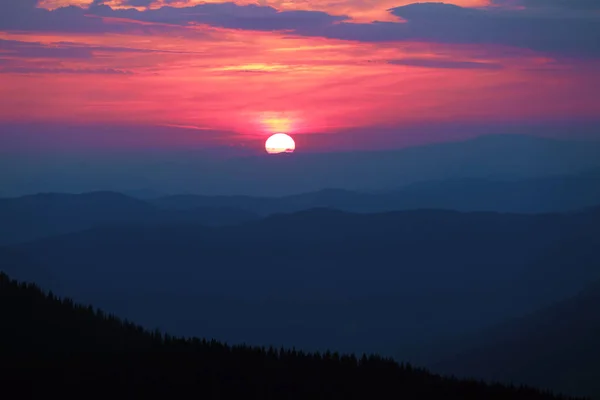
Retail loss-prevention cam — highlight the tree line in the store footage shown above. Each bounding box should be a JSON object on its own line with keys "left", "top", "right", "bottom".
{"left": 0, "top": 272, "right": 586, "bottom": 399}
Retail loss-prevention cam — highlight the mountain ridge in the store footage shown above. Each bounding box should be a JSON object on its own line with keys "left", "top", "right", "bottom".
{"left": 0, "top": 271, "right": 584, "bottom": 399}
{"left": 5, "top": 204, "right": 599, "bottom": 363}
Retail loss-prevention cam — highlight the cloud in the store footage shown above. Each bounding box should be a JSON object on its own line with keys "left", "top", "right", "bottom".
{"left": 386, "top": 58, "right": 503, "bottom": 69}
{"left": 121, "top": 0, "right": 154, "bottom": 6}
{"left": 0, "top": 39, "right": 94, "bottom": 58}
{"left": 89, "top": 3, "right": 348, "bottom": 31}
{"left": 0, "top": 66, "right": 134, "bottom": 74}
{"left": 0, "top": 38, "right": 165, "bottom": 75}
{"left": 0, "top": 3, "right": 117, "bottom": 33}
{"left": 117, "top": 0, "right": 179, "bottom": 6}
{"left": 1, "top": 1, "right": 599, "bottom": 57}
{"left": 492, "top": 0, "right": 600, "bottom": 10}
{"left": 0, "top": 1, "right": 201, "bottom": 35}
{"left": 77, "top": 3, "right": 600, "bottom": 57}
{"left": 0, "top": 0, "right": 38, "bottom": 12}
{"left": 0, "top": 1, "right": 346, "bottom": 37}
{"left": 0, "top": 37, "right": 194, "bottom": 62}
{"left": 319, "top": 3, "right": 600, "bottom": 57}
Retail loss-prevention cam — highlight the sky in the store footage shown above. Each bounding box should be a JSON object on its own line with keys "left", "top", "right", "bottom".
{"left": 1, "top": 0, "right": 600, "bottom": 154}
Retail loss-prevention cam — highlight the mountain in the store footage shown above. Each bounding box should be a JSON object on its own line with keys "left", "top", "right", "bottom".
{"left": 123, "top": 188, "right": 168, "bottom": 199}
{"left": 150, "top": 188, "right": 369, "bottom": 216}
{"left": 3, "top": 168, "right": 598, "bottom": 246}
{"left": 0, "top": 246, "right": 56, "bottom": 289}
{"left": 401, "top": 206, "right": 600, "bottom": 366}
{"left": 383, "top": 172, "right": 600, "bottom": 213}
{"left": 6, "top": 206, "right": 600, "bottom": 359}
{"left": 0, "top": 272, "right": 580, "bottom": 399}
{"left": 0, "top": 191, "right": 258, "bottom": 245}
{"left": 3, "top": 134, "right": 600, "bottom": 197}
{"left": 432, "top": 279, "right": 600, "bottom": 399}
{"left": 151, "top": 171, "right": 600, "bottom": 215}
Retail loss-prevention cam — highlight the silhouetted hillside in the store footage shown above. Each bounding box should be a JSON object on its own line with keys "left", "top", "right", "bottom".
{"left": 433, "top": 280, "right": 600, "bottom": 399}
{"left": 0, "top": 272, "right": 584, "bottom": 400}
{"left": 6, "top": 206, "right": 600, "bottom": 358}
{"left": 151, "top": 171, "right": 600, "bottom": 215}
{"left": 0, "top": 191, "right": 258, "bottom": 245}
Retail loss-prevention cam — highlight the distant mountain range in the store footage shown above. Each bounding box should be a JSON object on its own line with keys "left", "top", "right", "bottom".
{"left": 0, "top": 191, "right": 258, "bottom": 245}
{"left": 3, "top": 134, "right": 600, "bottom": 196}
{"left": 1, "top": 169, "right": 599, "bottom": 245}
{"left": 151, "top": 170, "right": 600, "bottom": 215}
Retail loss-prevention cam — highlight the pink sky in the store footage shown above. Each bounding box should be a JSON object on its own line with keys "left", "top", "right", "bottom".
{"left": 1, "top": 0, "right": 599, "bottom": 152}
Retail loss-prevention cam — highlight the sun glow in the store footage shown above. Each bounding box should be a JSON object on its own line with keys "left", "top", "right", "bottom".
{"left": 257, "top": 112, "right": 298, "bottom": 134}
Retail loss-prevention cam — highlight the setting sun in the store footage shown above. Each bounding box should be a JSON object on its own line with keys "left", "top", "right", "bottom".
{"left": 265, "top": 133, "right": 296, "bottom": 154}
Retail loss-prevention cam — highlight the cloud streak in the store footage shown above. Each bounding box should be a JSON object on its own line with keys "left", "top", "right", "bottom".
{"left": 0, "top": 38, "right": 94, "bottom": 58}
{"left": 386, "top": 58, "right": 503, "bottom": 70}
{"left": 1, "top": 66, "right": 133, "bottom": 74}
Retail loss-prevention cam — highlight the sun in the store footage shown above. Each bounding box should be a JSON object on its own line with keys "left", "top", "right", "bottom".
{"left": 265, "top": 133, "right": 295, "bottom": 154}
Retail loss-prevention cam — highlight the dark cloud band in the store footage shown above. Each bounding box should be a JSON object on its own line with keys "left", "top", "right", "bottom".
{"left": 1, "top": 1, "right": 599, "bottom": 57}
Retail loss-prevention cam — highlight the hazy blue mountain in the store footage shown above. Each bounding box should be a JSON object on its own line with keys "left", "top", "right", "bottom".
{"left": 123, "top": 188, "right": 168, "bottom": 199}
{"left": 383, "top": 172, "right": 600, "bottom": 213}
{"left": 150, "top": 188, "right": 369, "bottom": 215}
{"left": 400, "top": 206, "right": 600, "bottom": 364}
{"left": 3, "top": 134, "right": 600, "bottom": 197}
{"left": 151, "top": 193, "right": 281, "bottom": 213}
{"left": 0, "top": 191, "right": 258, "bottom": 245}
{"left": 431, "top": 278, "right": 600, "bottom": 399}
{"left": 151, "top": 171, "right": 600, "bottom": 215}
{"left": 5, "top": 168, "right": 598, "bottom": 245}
{"left": 5, "top": 206, "right": 600, "bottom": 358}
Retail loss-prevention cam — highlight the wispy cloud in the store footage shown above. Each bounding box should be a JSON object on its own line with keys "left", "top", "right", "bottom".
{"left": 386, "top": 58, "right": 503, "bottom": 70}
{"left": 0, "top": 38, "right": 94, "bottom": 58}
{"left": 0, "top": 66, "right": 134, "bottom": 74}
